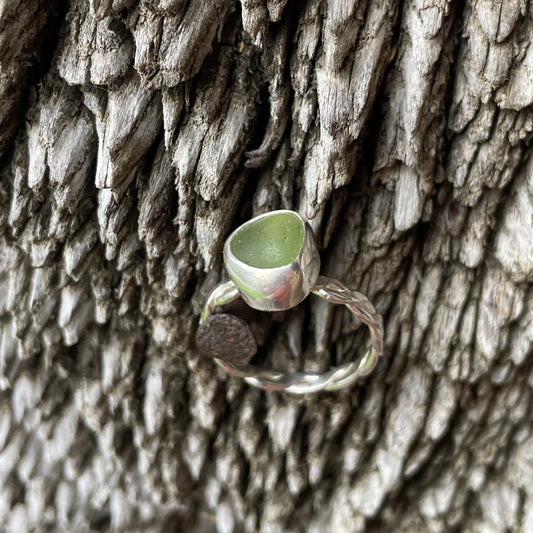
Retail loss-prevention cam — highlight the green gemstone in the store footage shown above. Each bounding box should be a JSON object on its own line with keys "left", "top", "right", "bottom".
{"left": 230, "top": 212, "right": 304, "bottom": 269}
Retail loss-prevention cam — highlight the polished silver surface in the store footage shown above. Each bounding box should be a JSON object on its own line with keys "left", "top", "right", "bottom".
{"left": 223, "top": 210, "right": 320, "bottom": 311}
{"left": 199, "top": 278, "right": 383, "bottom": 394}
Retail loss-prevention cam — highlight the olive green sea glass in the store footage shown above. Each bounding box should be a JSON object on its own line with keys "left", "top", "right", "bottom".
{"left": 230, "top": 211, "right": 304, "bottom": 269}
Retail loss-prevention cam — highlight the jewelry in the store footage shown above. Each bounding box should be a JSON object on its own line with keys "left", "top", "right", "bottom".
{"left": 197, "top": 210, "right": 383, "bottom": 394}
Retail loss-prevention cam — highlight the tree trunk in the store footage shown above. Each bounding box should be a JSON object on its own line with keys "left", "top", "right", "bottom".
{"left": 1, "top": 1, "right": 533, "bottom": 532}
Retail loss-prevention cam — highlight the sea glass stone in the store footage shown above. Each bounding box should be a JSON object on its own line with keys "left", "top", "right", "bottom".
{"left": 230, "top": 211, "right": 304, "bottom": 269}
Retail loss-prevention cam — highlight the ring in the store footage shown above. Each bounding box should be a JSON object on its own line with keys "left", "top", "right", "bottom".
{"left": 197, "top": 210, "right": 383, "bottom": 394}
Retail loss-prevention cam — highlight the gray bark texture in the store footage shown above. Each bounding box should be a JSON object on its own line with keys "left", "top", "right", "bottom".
{"left": 1, "top": 0, "right": 533, "bottom": 531}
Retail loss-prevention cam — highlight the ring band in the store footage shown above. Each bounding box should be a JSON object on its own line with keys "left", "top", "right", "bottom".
{"left": 199, "top": 276, "right": 383, "bottom": 394}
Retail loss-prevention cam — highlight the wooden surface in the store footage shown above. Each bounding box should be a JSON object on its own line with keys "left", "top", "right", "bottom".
{"left": 0, "top": 0, "right": 532, "bottom": 531}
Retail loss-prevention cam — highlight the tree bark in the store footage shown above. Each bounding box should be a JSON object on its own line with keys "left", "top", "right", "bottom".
{"left": 1, "top": 1, "right": 533, "bottom": 532}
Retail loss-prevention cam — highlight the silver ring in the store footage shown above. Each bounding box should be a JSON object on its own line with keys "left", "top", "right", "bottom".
{"left": 198, "top": 210, "right": 383, "bottom": 394}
